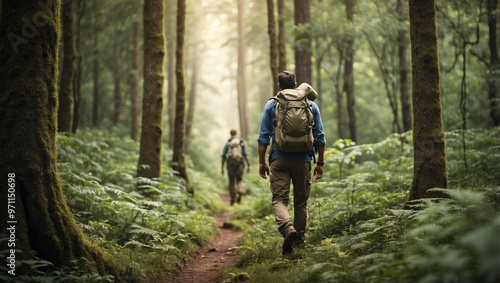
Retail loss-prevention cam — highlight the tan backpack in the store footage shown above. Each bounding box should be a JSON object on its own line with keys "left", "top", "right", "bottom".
{"left": 272, "top": 84, "right": 316, "bottom": 153}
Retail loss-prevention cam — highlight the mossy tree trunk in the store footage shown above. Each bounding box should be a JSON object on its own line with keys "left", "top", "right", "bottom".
{"left": 266, "top": 0, "right": 279, "bottom": 95}
{"left": 72, "top": 0, "right": 83, "bottom": 133}
{"left": 173, "top": 0, "right": 193, "bottom": 193}
{"left": 130, "top": 20, "right": 140, "bottom": 141}
{"left": 113, "top": 50, "right": 123, "bottom": 125}
{"left": 487, "top": 0, "right": 500, "bottom": 126}
{"left": 277, "top": 0, "right": 286, "bottom": 72}
{"left": 294, "top": 0, "right": 311, "bottom": 84}
{"left": 138, "top": 0, "right": 166, "bottom": 179}
{"left": 344, "top": 0, "right": 357, "bottom": 142}
{"left": 0, "top": 0, "right": 118, "bottom": 275}
{"left": 406, "top": 0, "right": 448, "bottom": 205}
{"left": 166, "top": 0, "right": 177, "bottom": 149}
{"left": 58, "top": 0, "right": 75, "bottom": 133}
{"left": 398, "top": 0, "right": 411, "bottom": 132}
{"left": 92, "top": 49, "right": 100, "bottom": 126}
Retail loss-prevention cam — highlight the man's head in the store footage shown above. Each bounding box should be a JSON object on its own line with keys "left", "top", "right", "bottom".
{"left": 230, "top": 129, "right": 237, "bottom": 136}
{"left": 278, "top": 71, "right": 296, "bottom": 90}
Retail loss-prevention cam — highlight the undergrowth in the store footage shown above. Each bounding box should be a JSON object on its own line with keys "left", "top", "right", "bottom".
{"left": 1, "top": 129, "right": 226, "bottom": 282}
{"left": 226, "top": 127, "right": 500, "bottom": 283}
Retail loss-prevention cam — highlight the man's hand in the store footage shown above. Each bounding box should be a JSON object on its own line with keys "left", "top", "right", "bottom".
{"left": 313, "top": 165, "right": 324, "bottom": 179}
{"left": 221, "top": 168, "right": 224, "bottom": 175}
{"left": 259, "top": 163, "right": 270, "bottom": 179}
{"left": 247, "top": 166, "right": 251, "bottom": 174}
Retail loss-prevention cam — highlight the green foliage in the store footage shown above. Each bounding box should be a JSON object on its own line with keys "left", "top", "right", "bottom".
{"left": 53, "top": 130, "right": 224, "bottom": 280}
{"left": 226, "top": 127, "right": 500, "bottom": 283}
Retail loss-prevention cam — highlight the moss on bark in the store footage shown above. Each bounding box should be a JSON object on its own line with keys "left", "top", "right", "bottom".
{"left": 0, "top": 0, "right": 119, "bottom": 276}
{"left": 137, "top": 0, "right": 166, "bottom": 179}
{"left": 407, "top": 0, "right": 448, "bottom": 206}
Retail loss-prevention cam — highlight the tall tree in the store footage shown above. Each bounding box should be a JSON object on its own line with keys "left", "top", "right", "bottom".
{"left": 172, "top": 0, "right": 193, "bottom": 193}
{"left": 92, "top": 38, "right": 100, "bottom": 126}
{"left": 0, "top": 0, "right": 117, "bottom": 274}
{"left": 112, "top": 50, "right": 124, "bottom": 125}
{"left": 294, "top": 0, "right": 312, "bottom": 83}
{"left": 266, "top": 0, "right": 279, "bottom": 94}
{"left": 137, "top": 0, "right": 166, "bottom": 178}
{"left": 487, "top": 0, "right": 500, "bottom": 126}
{"left": 344, "top": 0, "right": 357, "bottom": 142}
{"left": 58, "top": 0, "right": 75, "bottom": 133}
{"left": 166, "top": 0, "right": 177, "bottom": 149}
{"left": 406, "top": 0, "right": 448, "bottom": 205}
{"left": 130, "top": 20, "right": 140, "bottom": 141}
{"left": 397, "top": 0, "right": 411, "bottom": 132}
{"left": 72, "top": 0, "right": 84, "bottom": 133}
{"left": 186, "top": 28, "right": 201, "bottom": 139}
{"left": 237, "top": 0, "right": 250, "bottom": 139}
{"left": 277, "top": 0, "right": 286, "bottom": 72}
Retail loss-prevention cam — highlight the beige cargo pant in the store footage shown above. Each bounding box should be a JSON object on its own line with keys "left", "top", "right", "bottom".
{"left": 269, "top": 158, "right": 311, "bottom": 243}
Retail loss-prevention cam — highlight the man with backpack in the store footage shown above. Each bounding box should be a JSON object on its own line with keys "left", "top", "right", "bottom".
{"left": 257, "top": 71, "right": 326, "bottom": 255}
{"left": 221, "top": 129, "right": 251, "bottom": 205}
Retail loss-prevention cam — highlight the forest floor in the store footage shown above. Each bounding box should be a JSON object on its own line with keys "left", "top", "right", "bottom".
{"left": 151, "top": 194, "right": 244, "bottom": 283}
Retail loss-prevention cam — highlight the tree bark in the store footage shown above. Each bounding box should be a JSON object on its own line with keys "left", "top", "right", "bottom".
{"left": 166, "top": 0, "right": 177, "bottom": 149}
{"left": 113, "top": 51, "right": 123, "bottom": 125}
{"left": 488, "top": 0, "right": 500, "bottom": 126}
{"left": 173, "top": 0, "right": 193, "bottom": 193}
{"left": 344, "top": 0, "right": 357, "bottom": 142}
{"left": 237, "top": 0, "right": 250, "bottom": 139}
{"left": 294, "top": 0, "right": 312, "bottom": 84}
{"left": 277, "top": 0, "right": 287, "bottom": 72}
{"left": 138, "top": 0, "right": 166, "bottom": 179}
{"left": 58, "top": 0, "right": 75, "bottom": 133}
{"left": 407, "top": 0, "right": 448, "bottom": 205}
{"left": 0, "top": 0, "right": 118, "bottom": 275}
{"left": 266, "top": 0, "right": 279, "bottom": 95}
{"left": 72, "top": 0, "right": 83, "bottom": 133}
{"left": 130, "top": 20, "right": 140, "bottom": 141}
{"left": 92, "top": 52, "right": 99, "bottom": 126}
{"left": 398, "top": 0, "right": 411, "bottom": 132}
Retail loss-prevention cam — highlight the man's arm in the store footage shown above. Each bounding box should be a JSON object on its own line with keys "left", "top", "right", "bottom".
{"left": 221, "top": 157, "right": 225, "bottom": 175}
{"left": 258, "top": 143, "right": 270, "bottom": 179}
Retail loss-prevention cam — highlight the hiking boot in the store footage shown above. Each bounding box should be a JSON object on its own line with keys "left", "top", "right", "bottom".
{"left": 237, "top": 192, "right": 243, "bottom": 203}
{"left": 282, "top": 230, "right": 298, "bottom": 255}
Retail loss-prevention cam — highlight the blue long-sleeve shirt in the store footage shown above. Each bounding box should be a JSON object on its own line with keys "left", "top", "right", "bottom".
{"left": 257, "top": 99, "right": 326, "bottom": 163}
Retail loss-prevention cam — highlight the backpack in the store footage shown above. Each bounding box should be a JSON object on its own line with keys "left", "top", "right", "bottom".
{"left": 227, "top": 138, "right": 243, "bottom": 175}
{"left": 272, "top": 87, "right": 315, "bottom": 153}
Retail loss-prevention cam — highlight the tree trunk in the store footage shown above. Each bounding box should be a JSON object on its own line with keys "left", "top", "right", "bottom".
{"left": 407, "top": 0, "right": 448, "bottom": 205}
{"left": 130, "top": 20, "right": 140, "bottom": 141}
{"left": 72, "top": 0, "right": 84, "bottom": 133}
{"left": 173, "top": 0, "right": 193, "bottom": 193}
{"left": 294, "top": 0, "right": 312, "bottom": 83}
{"left": 237, "top": 0, "right": 250, "bottom": 139}
{"left": 186, "top": 28, "right": 200, "bottom": 140}
{"left": 335, "top": 47, "right": 346, "bottom": 139}
{"left": 0, "top": 0, "right": 118, "bottom": 275}
{"left": 166, "top": 1, "right": 177, "bottom": 149}
{"left": 488, "top": 0, "right": 500, "bottom": 126}
{"left": 138, "top": 0, "right": 166, "bottom": 179}
{"left": 398, "top": 0, "right": 411, "bottom": 132}
{"left": 113, "top": 51, "right": 123, "bottom": 125}
{"left": 277, "top": 0, "right": 287, "bottom": 72}
{"left": 92, "top": 54, "right": 99, "bottom": 126}
{"left": 344, "top": 0, "right": 357, "bottom": 142}
{"left": 58, "top": 0, "right": 75, "bottom": 133}
{"left": 266, "top": 0, "right": 279, "bottom": 95}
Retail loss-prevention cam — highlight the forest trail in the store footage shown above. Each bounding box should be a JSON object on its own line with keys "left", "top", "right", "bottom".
{"left": 151, "top": 194, "right": 243, "bottom": 283}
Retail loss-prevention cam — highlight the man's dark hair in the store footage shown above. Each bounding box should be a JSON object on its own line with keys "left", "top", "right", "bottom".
{"left": 278, "top": 71, "right": 296, "bottom": 90}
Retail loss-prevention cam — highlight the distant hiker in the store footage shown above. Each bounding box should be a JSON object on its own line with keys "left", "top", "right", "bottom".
{"left": 221, "top": 129, "right": 251, "bottom": 205}
{"left": 257, "top": 71, "right": 326, "bottom": 255}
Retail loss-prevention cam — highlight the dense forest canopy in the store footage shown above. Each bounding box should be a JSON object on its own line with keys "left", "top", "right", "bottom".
{"left": 40, "top": 0, "right": 497, "bottom": 167}
{"left": 0, "top": 0, "right": 499, "bottom": 282}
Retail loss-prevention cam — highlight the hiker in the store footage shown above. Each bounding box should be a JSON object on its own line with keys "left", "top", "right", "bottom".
{"left": 257, "top": 71, "right": 326, "bottom": 255}
{"left": 221, "top": 129, "right": 251, "bottom": 205}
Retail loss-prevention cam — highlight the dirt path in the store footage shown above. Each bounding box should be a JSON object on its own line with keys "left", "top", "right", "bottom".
{"left": 151, "top": 194, "right": 243, "bottom": 283}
